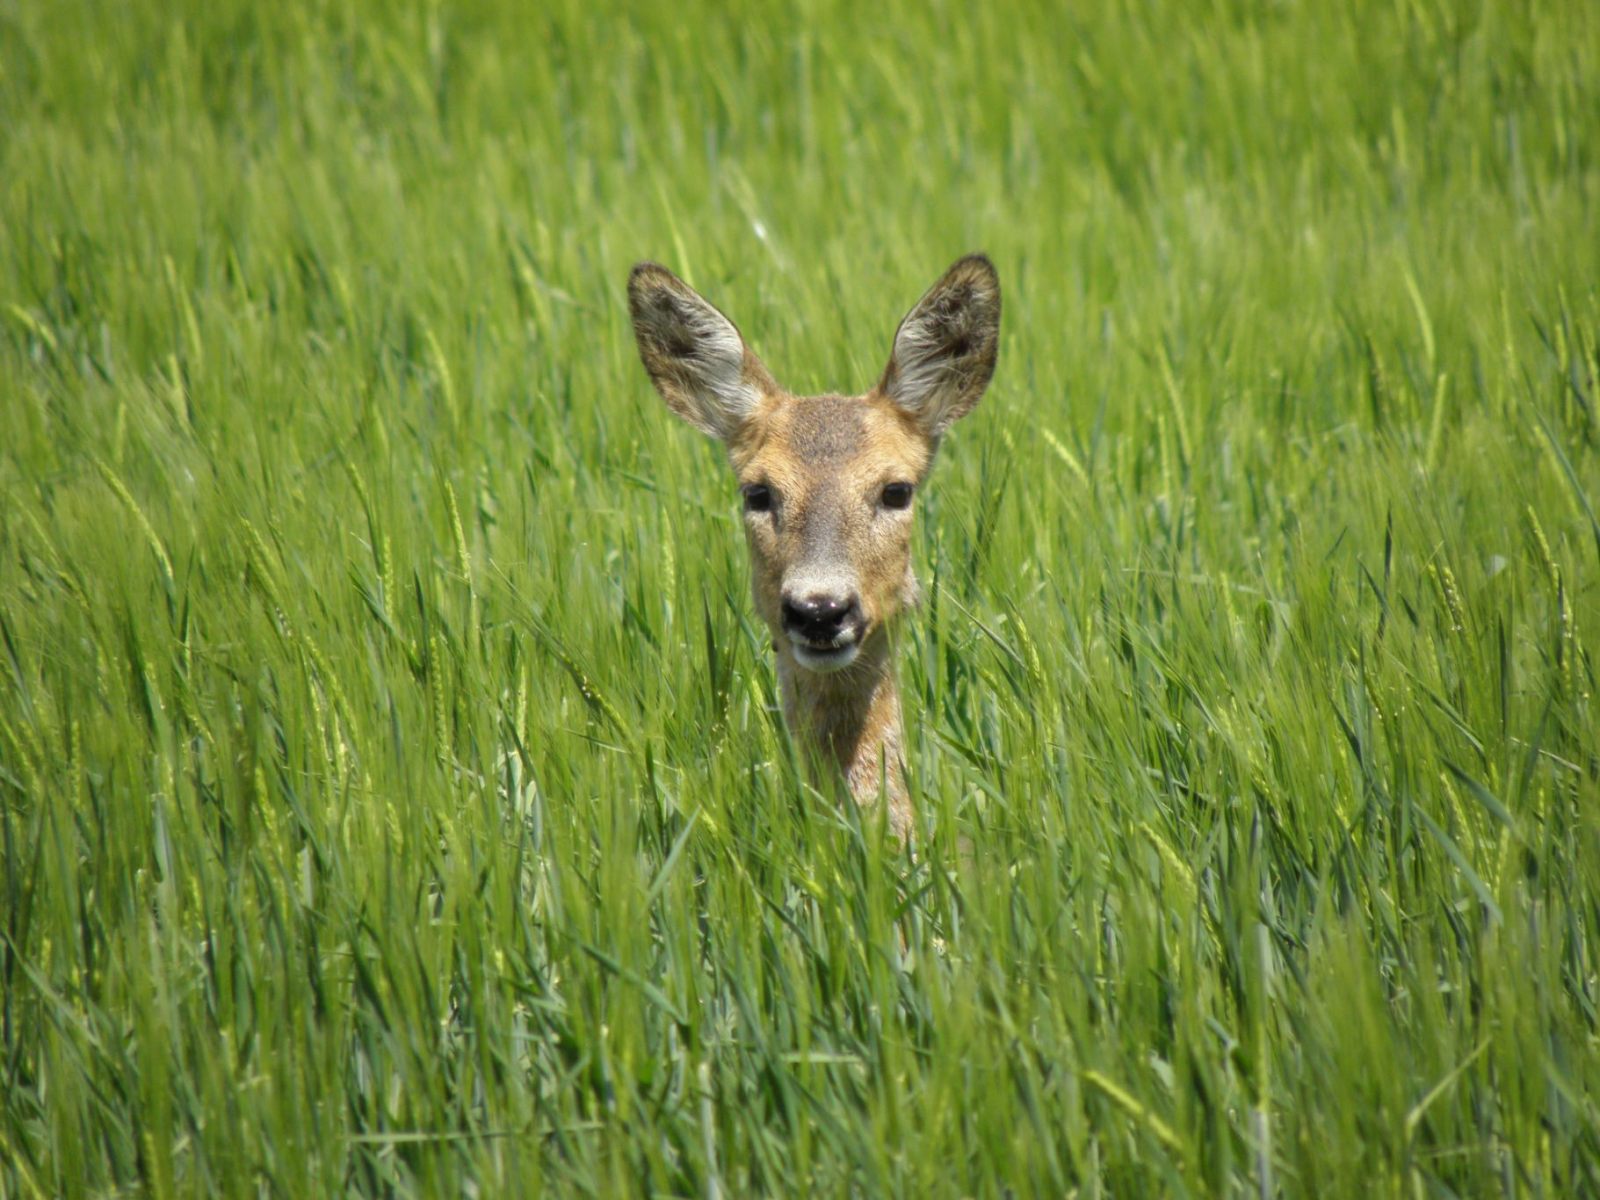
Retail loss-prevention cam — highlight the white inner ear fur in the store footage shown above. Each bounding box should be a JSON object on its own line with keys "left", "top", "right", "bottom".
{"left": 883, "top": 270, "right": 998, "bottom": 437}
{"left": 683, "top": 304, "right": 761, "bottom": 430}
{"left": 887, "top": 314, "right": 960, "bottom": 416}
{"left": 632, "top": 272, "right": 766, "bottom": 441}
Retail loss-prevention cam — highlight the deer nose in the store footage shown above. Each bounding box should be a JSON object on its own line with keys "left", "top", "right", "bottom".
{"left": 781, "top": 592, "right": 860, "bottom": 641}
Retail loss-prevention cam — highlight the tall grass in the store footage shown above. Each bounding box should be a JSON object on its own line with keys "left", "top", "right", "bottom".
{"left": 2, "top": 0, "right": 1598, "bottom": 1193}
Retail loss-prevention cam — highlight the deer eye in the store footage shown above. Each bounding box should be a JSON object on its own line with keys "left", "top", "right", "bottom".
{"left": 880, "top": 482, "right": 914, "bottom": 510}
{"left": 742, "top": 484, "right": 774, "bottom": 513}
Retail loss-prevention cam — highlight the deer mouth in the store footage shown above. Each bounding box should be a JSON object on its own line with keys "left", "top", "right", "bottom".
{"left": 787, "top": 628, "right": 863, "bottom": 672}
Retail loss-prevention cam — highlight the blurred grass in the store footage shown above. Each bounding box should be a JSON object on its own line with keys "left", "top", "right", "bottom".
{"left": 2, "top": 0, "right": 1599, "bottom": 1194}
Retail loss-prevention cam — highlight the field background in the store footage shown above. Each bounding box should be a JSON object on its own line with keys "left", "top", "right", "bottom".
{"left": 3, "top": 0, "right": 1599, "bottom": 1194}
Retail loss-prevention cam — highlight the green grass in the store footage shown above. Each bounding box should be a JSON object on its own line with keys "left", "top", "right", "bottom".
{"left": 3, "top": 0, "right": 1599, "bottom": 1193}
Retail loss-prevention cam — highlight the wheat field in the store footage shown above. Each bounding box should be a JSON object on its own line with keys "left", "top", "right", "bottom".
{"left": 2, "top": 0, "right": 1599, "bottom": 1194}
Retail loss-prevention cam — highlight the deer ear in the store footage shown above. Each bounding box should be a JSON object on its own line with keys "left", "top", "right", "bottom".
{"left": 880, "top": 254, "right": 1001, "bottom": 438}
{"left": 628, "top": 263, "right": 774, "bottom": 441}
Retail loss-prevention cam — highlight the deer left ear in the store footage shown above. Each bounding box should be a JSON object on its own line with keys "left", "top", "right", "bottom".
{"left": 628, "top": 263, "right": 775, "bottom": 442}
{"left": 880, "top": 254, "right": 1001, "bottom": 439}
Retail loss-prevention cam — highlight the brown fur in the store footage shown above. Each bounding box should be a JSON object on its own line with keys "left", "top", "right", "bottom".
{"left": 628, "top": 256, "right": 1001, "bottom": 837}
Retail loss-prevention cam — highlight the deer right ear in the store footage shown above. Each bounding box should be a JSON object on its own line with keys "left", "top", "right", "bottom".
{"left": 628, "top": 263, "right": 774, "bottom": 441}
{"left": 881, "top": 254, "right": 1001, "bottom": 440}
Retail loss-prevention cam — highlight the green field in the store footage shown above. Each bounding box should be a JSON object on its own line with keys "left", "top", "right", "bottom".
{"left": 3, "top": 0, "right": 1599, "bottom": 1194}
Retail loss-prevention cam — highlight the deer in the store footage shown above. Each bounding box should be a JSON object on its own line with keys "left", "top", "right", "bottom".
{"left": 627, "top": 255, "right": 1000, "bottom": 838}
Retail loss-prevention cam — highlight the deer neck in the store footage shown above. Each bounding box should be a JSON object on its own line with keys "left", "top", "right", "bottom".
{"left": 775, "top": 630, "right": 911, "bottom": 833}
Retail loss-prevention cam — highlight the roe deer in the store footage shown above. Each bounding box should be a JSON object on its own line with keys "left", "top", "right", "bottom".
{"left": 628, "top": 255, "right": 1000, "bottom": 836}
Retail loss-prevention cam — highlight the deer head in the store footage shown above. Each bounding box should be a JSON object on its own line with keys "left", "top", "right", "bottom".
{"left": 628, "top": 254, "right": 1000, "bottom": 824}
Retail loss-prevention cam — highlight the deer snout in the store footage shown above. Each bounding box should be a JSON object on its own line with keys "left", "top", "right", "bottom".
{"left": 780, "top": 591, "right": 862, "bottom": 646}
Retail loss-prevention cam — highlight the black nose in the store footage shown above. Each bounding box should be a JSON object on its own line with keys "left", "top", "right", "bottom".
{"left": 781, "top": 593, "right": 860, "bottom": 640}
